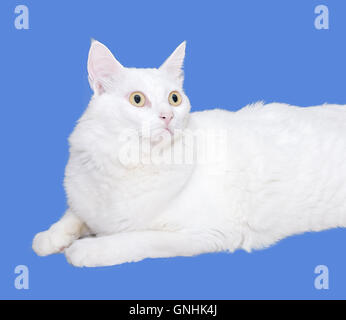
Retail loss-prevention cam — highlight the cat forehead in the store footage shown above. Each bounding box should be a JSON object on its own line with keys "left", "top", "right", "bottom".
{"left": 122, "top": 67, "right": 180, "bottom": 89}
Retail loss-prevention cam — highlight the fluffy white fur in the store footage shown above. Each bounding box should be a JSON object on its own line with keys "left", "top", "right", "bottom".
{"left": 33, "top": 40, "right": 346, "bottom": 267}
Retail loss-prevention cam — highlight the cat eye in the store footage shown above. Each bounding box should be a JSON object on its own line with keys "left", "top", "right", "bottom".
{"left": 168, "top": 91, "right": 182, "bottom": 106}
{"left": 129, "top": 92, "right": 146, "bottom": 107}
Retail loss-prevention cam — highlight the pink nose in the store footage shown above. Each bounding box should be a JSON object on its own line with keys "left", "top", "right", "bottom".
{"left": 159, "top": 112, "right": 174, "bottom": 125}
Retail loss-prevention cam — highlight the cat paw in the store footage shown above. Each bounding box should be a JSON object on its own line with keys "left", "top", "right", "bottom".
{"left": 64, "top": 240, "right": 100, "bottom": 267}
{"left": 32, "top": 229, "right": 76, "bottom": 256}
{"left": 65, "top": 239, "right": 124, "bottom": 267}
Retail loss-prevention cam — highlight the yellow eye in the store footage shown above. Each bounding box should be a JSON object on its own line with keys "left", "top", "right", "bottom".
{"left": 129, "top": 92, "right": 146, "bottom": 107}
{"left": 168, "top": 91, "right": 182, "bottom": 106}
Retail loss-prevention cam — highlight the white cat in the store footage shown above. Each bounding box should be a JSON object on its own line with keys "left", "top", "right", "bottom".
{"left": 32, "top": 40, "right": 346, "bottom": 267}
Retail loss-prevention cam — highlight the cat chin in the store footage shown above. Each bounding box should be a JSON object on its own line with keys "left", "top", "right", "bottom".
{"left": 145, "top": 128, "right": 184, "bottom": 151}
{"left": 150, "top": 127, "right": 174, "bottom": 139}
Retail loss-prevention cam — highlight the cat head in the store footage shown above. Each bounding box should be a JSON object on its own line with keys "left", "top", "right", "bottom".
{"left": 86, "top": 40, "right": 191, "bottom": 140}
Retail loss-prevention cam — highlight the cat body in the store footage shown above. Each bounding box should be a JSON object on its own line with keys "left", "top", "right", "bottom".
{"left": 33, "top": 41, "right": 346, "bottom": 267}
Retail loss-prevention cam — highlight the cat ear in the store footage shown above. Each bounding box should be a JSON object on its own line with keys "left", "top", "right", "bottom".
{"left": 160, "top": 41, "right": 186, "bottom": 81}
{"left": 87, "top": 39, "right": 123, "bottom": 94}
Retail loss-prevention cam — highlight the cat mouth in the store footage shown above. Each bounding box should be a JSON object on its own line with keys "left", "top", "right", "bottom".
{"left": 164, "top": 127, "right": 173, "bottom": 135}
{"left": 153, "top": 126, "right": 173, "bottom": 136}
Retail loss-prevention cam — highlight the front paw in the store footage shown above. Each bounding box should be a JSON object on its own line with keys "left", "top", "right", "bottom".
{"left": 64, "top": 239, "right": 100, "bottom": 267}
{"left": 32, "top": 229, "right": 76, "bottom": 256}
{"left": 65, "top": 239, "right": 131, "bottom": 267}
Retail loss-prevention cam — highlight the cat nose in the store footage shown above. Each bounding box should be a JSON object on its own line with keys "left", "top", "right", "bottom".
{"left": 159, "top": 112, "right": 174, "bottom": 125}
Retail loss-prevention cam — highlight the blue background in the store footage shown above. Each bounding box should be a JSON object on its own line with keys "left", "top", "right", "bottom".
{"left": 1, "top": 0, "right": 346, "bottom": 299}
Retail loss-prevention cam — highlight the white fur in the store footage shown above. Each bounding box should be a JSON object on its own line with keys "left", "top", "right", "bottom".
{"left": 33, "top": 41, "right": 346, "bottom": 267}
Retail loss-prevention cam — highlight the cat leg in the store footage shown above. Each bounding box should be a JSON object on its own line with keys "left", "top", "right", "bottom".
{"left": 65, "top": 230, "right": 225, "bottom": 267}
{"left": 33, "top": 209, "right": 87, "bottom": 256}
